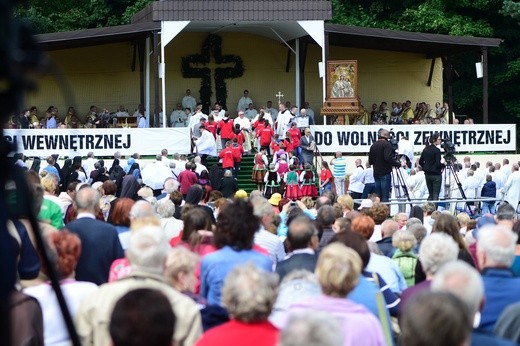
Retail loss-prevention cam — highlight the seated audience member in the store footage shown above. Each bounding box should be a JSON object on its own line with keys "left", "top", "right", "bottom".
{"left": 200, "top": 199, "right": 272, "bottom": 306}
{"left": 251, "top": 198, "right": 286, "bottom": 265}
{"left": 391, "top": 229, "right": 418, "bottom": 287}
{"left": 66, "top": 187, "right": 124, "bottom": 285}
{"left": 279, "top": 312, "right": 344, "bottom": 346}
{"left": 352, "top": 215, "right": 407, "bottom": 294}
{"left": 477, "top": 225, "right": 520, "bottom": 333}
{"left": 284, "top": 243, "right": 386, "bottom": 346}
{"left": 400, "top": 291, "right": 472, "bottom": 346}
{"left": 332, "top": 230, "right": 399, "bottom": 329}
{"left": 269, "top": 270, "right": 321, "bottom": 327}
{"left": 195, "top": 264, "right": 279, "bottom": 346}
{"left": 24, "top": 231, "right": 96, "bottom": 345}
{"left": 400, "top": 233, "right": 459, "bottom": 310}
{"left": 75, "top": 226, "right": 202, "bottom": 346}
{"left": 432, "top": 261, "right": 516, "bottom": 346}
{"left": 109, "top": 288, "right": 175, "bottom": 346}
{"left": 376, "top": 219, "right": 399, "bottom": 257}
{"left": 157, "top": 199, "right": 183, "bottom": 242}
{"left": 316, "top": 205, "right": 337, "bottom": 251}
{"left": 164, "top": 247, "right": 229, "bottom": 331}
{"left": 276, "top": 216, "right": 318, "bottom": 280}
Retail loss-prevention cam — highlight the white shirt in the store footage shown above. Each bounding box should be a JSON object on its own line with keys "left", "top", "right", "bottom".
{"left": 245, "top": 108, "right": 258, "bottom": 120}
{"left": 234, "top": 116, "right": 251, "bottom": 130}
{"left": 24, "top": 280, "right": 98, "bottom": 346}
{"left": 349, "top": 166, "right": 365, "bottom": 193}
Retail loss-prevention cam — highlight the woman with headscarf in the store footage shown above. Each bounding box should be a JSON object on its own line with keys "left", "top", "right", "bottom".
{"left": 59, "top": 158, "right": 72, "bottom": 192}
{"left": 183, "top": 184, "right": 215, "bottom": 224}
{"left": 108, "top": 158, "right": 125, "bottom": 197}
{"left": 119, "top": 175, "right": 141, "bottom": 200}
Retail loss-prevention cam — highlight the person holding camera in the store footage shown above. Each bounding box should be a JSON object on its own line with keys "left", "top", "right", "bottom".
{"left": 368, "top": 128, "right": 400, "bottom": 202}
{"left": 418, "top": 133, "right": 445, "bottom": 202}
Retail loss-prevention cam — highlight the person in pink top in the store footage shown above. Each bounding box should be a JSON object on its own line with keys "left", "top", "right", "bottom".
{"left": 282, "top": 243, "right": 386, "bottom": 346}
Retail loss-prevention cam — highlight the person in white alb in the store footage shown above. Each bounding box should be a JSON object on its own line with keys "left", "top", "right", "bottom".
{"left": 276, "top": 103, "right": 293, "bottom": 137}
{"left": 182, "top": 89, "right": 197, "bottom": 113}
{"left": 170, "top": 103, "right": 186, "bottom": 127}
{"left": 348, "top": 159, "right": 365, "bottom": 208}
{"left": 265, "top": 100, "right": 278, "bottom": 124}
{"left": 237, "top": 89, "right": 253, "bottom": 113}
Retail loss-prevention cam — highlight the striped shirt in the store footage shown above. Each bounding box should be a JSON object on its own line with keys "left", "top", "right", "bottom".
{"left": 332, "top": 157, "right": 347, "bottom": 178}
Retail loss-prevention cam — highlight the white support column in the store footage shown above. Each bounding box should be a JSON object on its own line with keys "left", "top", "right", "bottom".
{"left": 145, "top": 36, "right": 151, "bottom": 128}
{"left": 295, "top": 38, "right": 301, "bottom": 109}
{"left": 160, "top": 39, "right": 166, "bottom": 128}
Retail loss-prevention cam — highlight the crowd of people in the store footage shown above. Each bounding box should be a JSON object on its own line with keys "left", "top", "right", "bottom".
{"left": 351, "top": 100, "right": 473, "bottom": 126}
{"left": 6, "top": 138, "right": 520, "bottom": 346}
{"left": 8, "top": 89, "right": 482, "bottom": 138}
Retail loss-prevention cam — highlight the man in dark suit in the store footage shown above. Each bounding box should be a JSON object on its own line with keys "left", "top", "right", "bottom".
{"left": 276, "top": 215, "right": 318, "bottom": 280}
{"left": 66, "top": 186, "right": 124, "bottom": 285}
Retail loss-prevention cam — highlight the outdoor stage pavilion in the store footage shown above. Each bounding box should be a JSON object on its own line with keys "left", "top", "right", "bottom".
{"left": 32, "top": 0, "right": 502, "bottom": 126}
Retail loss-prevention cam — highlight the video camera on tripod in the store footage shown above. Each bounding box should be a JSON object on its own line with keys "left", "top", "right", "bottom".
{"left": 441, "top": 139, "right": 457, "bottom": 165}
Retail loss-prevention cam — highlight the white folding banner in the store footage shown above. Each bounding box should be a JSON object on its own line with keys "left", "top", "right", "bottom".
{"left": 310, "top": 124, "right": 517, "bottom": 153}
{"left": 4, "top": 128, "right": 191, "bottom": 157}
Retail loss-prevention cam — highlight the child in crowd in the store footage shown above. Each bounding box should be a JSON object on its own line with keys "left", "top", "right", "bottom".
{"left": 251, "top": 147, "right": 268, "bottom": 191}
{"left": 299, "top": 163, "right": 318, "bottom": 198}
{"left": 284, "top": 164, "right": 301, "bottom": 200}
{"left": 264, "top": 163, "right": 280, "bottom": 199}
{"left": 256, "top": 119, "right": 273, "bottom": 156}
{"left": 231, "top": 137, "right": 244, "bottom": 177}
{"left": 319, "top": 161, "right": 333, "bottom": 194}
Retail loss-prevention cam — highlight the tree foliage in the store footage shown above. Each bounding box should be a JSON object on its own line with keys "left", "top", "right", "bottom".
{"left": 15, "top": 0, "right": 152, "bottom": 33}
{"left": 332, "top": 0, "right": 520, "bottom": 124}
{"left": 14, "top": 0, "right": 520, "bottom": 124}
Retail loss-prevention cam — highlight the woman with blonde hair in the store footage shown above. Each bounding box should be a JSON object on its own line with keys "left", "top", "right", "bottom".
{"left": 284, "top": 243, "right": 386, "bottom": 346}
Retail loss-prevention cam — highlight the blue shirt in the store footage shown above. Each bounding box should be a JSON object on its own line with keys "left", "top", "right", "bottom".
{"left": 479, "top": 268, "right": 520, "bottom": 333}
{"left": 46, "top": 116, "right": 57, "bottom": 129}
{"left": 200, "top": 246, "right": 272, "bottom": 306}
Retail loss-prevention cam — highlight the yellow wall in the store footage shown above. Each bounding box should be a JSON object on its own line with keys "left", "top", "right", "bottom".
{"left": 26, "top": 31, "right": 442, "bottom": 123}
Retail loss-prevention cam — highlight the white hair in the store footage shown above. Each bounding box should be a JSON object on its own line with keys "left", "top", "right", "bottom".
{"left": 431, "top": 260, "right": 483, "bottom": 314}
{"left": 157, "top": 199, "right": 175, "bottom": 218}
{"left": 252, "top": 198, "right": 274, "bottom": 218}
{"left": 279, "top": 312, "right": 343, "bottom": 346}
{"left": 126, "top": 226, "right": 169, "bottom": 274}
{"left": 163, "top": 178, "right": 179, "bottom": 194}
{"left": 419, "top": 233, "right": 458, "bottom": 275}
{"left": 130, "top": 200, "right": 157, "bottom": 219}
{"left": 222, "top": 264, "right": 279, "bottom": 323}
{"left": 477, "top": 225, "right": 517, "bottom": 267}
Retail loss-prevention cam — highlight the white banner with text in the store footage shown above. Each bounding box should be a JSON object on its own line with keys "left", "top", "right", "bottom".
{"left": 3, "top": 128, "right": 191, "bottom": 157}
{"left": 310, "top": 124, "right": 517, "bottom": 153}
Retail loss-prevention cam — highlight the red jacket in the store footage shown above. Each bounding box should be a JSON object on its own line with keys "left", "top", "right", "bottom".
{"left": 219, "top": 147, "right": 236, "bottom": 168}
{"left": 206, "top": 122, "right": 217, "bottom": 138}
{"left": 259, "top": 126, "right": 274, "bottom": 147}
{"left": 231, "top": 144, "right": 244, "bottom": 162}
{"left": 217, "top": 119, "right": 234, "bottom": 139}
{"left": 287, "top": 127, "right": 301, "bottom": 147}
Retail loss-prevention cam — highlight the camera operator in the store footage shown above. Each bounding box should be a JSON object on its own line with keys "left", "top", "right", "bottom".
{"left": 418, "top": 133, "right": 445, "bottom": 202}
{"left": 368, "top": 128, "right": 400, "bottom": 202}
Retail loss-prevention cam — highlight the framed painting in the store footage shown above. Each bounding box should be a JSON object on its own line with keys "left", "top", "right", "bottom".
{"left": 326, "top": 60, "right": 358, "bottom": 100}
